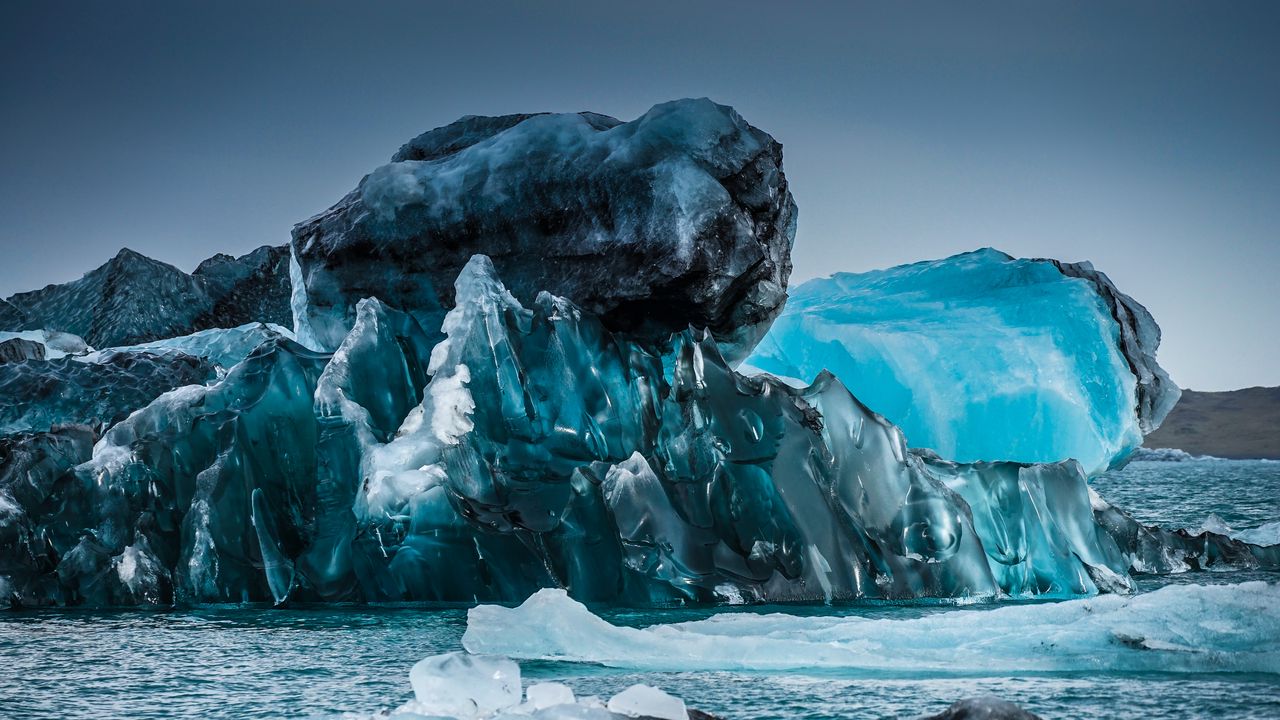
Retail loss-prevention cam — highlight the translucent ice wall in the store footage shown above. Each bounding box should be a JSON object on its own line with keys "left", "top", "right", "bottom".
{"left": 744, "top": 249, "right": 1180, "bottom": 475}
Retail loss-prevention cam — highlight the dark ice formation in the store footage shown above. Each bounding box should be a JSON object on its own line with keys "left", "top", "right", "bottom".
{"left": 0, "top": 351, "right": 217, "bottom": 435}
{"left": 1, "top": 256, "right": 1271, "bottom": 607}
{"left": 290, "top": 98, "right": 797, "bottom": 362}
{"left": 189, "top": 245, "right": 294, "bottom": 333}
{"left": 0, "top": 338, "right": 46, "bottom": 363}
{"left": 1049, "top": 258, "right": 1180, "bottom": 436}
{"left": 920, "top": 697, "right": 1042, "bottom": 720}
{"left": 1, "top": 245, "right": 292, "bottom": 347}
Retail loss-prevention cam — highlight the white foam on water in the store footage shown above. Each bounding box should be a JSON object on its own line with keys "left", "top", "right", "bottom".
{"left": 464, "top": 582, "right": 1280, "bottom": 675}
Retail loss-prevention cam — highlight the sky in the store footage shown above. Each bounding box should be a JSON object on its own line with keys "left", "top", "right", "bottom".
{"left": 1, "top": 1, "right": 1276, "bottom": 391}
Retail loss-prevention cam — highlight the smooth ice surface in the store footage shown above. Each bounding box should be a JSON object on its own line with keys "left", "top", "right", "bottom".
{"left": 745, "top": 249, "right": 1179, "bottom": 475}
{"left": 606, "top": 685, "right": 687, "bottom": 720}
{"left": 464, "top": 583, "right": 1280, "bottom": 675}
{"left": 291, "top": 98, "right": 796, "bottom": 360}
{"left": 407, "top": 652, "right": 521, "bottom": 717}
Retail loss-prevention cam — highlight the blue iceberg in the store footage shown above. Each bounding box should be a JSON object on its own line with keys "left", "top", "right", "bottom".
{"left": 744, "top": 249, "right": 1180, "bottom": 475}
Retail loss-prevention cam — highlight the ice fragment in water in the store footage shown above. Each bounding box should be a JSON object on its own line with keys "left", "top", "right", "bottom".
{"left": 407, "top": 652, "right": 521, "bottom": 718}
{"left": 464, "top": 583, "right": 1280, "bottom": 675}
{"left": 606, "top": 685, "right": 687, "bottom": 720}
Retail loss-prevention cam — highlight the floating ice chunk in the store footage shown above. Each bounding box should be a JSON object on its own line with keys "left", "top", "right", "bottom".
{"left": 465, "top": 584, "right": 1280, "bottom": 675}
{"left": 1126, "top": 447, "right": 1217, "bottom": 462}
{"left": 407, "top": 652, "right": 521, "bottom": 718}
{"left": 378, "top": 651, "right": 701, "bottom": 720}
{"left": 525, "top": 683, "right": 576, "bottom": 710}
{"left": 1236, "top": 522, "right": 1280, "bottom": 547}
{"left": 1198, "top": 515, "right": 1280, "bottom": 547}
{"left": 606, "top": 685, "right": 687, "bottom": 720}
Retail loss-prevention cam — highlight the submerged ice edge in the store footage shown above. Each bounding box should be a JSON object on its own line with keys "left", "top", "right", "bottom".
{"left": 462, "top": 582, "right": 1280, "bottom": 675}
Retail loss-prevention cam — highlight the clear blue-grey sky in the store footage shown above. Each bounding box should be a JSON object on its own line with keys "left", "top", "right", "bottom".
{"left": 1, "top": 1, "right": 1276, "bottom": 390}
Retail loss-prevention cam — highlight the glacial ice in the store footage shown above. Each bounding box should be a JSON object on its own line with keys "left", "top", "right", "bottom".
{"left": 290, "top": 98, "right": 796, "bottom": 361}
{"left": 0, "top": 253, "right": 1274, "bottom": 604}
{"left": 0, "top": 350, "right": 217, "bottom": 435}
{"left": 81, "top": 322, "right": 295, "bottom": 370}
{"left": 464, "top": 582, "right": 1280, "bottom": 675}
{"left": 744, "top": 249, "right": 1180, "bottom": 476}
{"left": 0, "top": 255, "right": 1272, "bottom": 607}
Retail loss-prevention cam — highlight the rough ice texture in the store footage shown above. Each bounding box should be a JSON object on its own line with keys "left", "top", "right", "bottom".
{"left": 290, "top": 98, "right": 797, "bottom": 361}
{"left": 83, "top": 322, "right": 294, "bottom": 370}
{"left": 1, "top": 245, "right": 292, "bottom": 348}
{"left": 744, "top": 249, "right": 1180, "bottom": 475}
{"left": 189, "top": 245, "right": 294, "bottom": 332}
{"left": 0, "top": 351, "right": 217, "bottom": 435}
{"left": 0, "top": 338, "right": 46, "bottom": 363}
{"left": 0, "top": 330, "right": 91, "bottom": 360}
{"left": 464, "top": 582, "right": 1280, "bottom": 675}
{"left": 1, "top": 256, "right": 1267, "bottom": 607}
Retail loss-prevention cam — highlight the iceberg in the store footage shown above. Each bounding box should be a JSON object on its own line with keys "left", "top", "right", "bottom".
{"left": 3, "top": 254, "right": 1269, "bottom": 607}
{"left": 743, "top": 249, "right": 1180, "bottom": 476}
{"left": 463, "top": 582, "right": 1280, "bottom": 675}
{"left": 290, "top": 98, "right": 797, "bottom": 361}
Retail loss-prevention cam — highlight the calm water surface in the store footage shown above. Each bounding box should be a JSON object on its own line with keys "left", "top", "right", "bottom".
{"left": 1, "top": 459, "right": 1277, "bottom": 719}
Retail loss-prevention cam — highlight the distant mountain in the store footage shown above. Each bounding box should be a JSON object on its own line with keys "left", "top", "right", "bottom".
{"left": 1, "top": 245, "right": 292, "bottom": 347}
{"left": 1144, "top": 386, "right": 1280, "bottom": 459}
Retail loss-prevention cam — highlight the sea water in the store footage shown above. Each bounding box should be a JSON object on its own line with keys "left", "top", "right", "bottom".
{"left": 1, "top": 459, "right": 1276, "bottom": 719}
